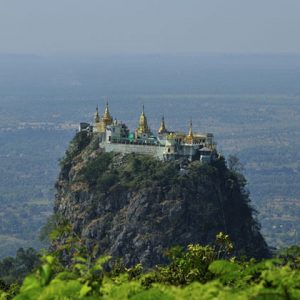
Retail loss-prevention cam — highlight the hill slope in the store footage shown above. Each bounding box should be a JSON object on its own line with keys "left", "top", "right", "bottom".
{"left": 53, "top": 132, "right": 269, "bottom": 268}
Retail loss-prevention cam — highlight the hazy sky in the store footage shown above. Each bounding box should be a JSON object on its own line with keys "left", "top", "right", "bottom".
{"left": 0, "top": 0, "right": 299, "bottom": 55}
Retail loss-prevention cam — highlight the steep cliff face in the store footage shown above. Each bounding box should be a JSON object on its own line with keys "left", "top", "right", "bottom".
{"left": 54, "top": 132, "right": 269, "bottom": 268}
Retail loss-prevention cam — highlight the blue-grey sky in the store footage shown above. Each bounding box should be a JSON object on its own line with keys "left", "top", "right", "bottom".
{"left": 0, "top": 0, "right": 299, "bottom": 55}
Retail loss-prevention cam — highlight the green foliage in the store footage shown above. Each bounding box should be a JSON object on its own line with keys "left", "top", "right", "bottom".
{"left": 143, "top": 232, "right": 234, "bottom": 286}
{"left": 11, "top": 253, "right": 112, "bottom": 300}
{"left": 60, "top": 132, "right": 93, "bottom": 180}
{"left": 227, "top": 154, "right": 244, "bottom": 174}
{"left": 1, "top": 233, "right": 299, "bottom": 299}
{"left": 79, "top": 152, "right": 180, "bottom": 195}
{"left": 0, "top": 248, "right": 40, "bottom": 285}
{"left": 96, "top": 174, "right": 119, "bottom": 193}
{"left": 39, "top": 213, "right": 68, "bottom": 243}
{"left": 277, "top": 245, "right": 300, "bottom": 269}
{"left": 80, "top": 152, "right": 114, "bottom": 187}
{"left": 0, "top": 248, "right": 40, "bottom": 299}
{"left": 119, "top": 154, "right": 178, "bottom": 188}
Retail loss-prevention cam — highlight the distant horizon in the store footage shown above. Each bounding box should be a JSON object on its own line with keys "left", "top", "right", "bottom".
{"left": 1, "top": 51, "right": 300, "bottom": 58}
{"left": 1, "top": 1, "right": 300, "bottom": 55}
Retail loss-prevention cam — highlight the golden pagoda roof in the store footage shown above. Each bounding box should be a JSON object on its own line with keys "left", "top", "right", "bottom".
{"left": 158, "top": 116, "right": 168, "bottom": 134}
{"left": 184, "top": 120, "right": 194, "bottom": 143}
{"left": 103, "top": 101, "right": 112, "bottom": 122}
{"left": 94, "top": 105, "right": 100, "bottom": 123}
{"left": 137, "top": 105, "right": 151, "bottom": 134}
{"left": 188, "top": 120, "right": 193, "bottom": 138}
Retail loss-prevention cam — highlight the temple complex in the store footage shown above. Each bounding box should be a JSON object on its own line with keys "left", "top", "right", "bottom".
{"left": 79, "top": 103, "right": 217, "bottom": 162}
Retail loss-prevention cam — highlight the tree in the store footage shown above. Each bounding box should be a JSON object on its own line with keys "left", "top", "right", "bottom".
{"left": 227, "top": 154, "right": 244, "bottom": 173}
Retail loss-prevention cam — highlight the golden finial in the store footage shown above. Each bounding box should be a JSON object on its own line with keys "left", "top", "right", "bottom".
{"left": 94, "top": 105, "right": 100, "bottom": 123}
{"left": 103, "top": 101, "right": 112, "bottom": 122}
{"left": 185, "top": 119, "right": 194, "bottom": 143}
{"left": 137, "top": 105, "right": 150, "bottom": 134}
{"left": 188, "top": 119, "right": 193, "bottom": 138}
{"left": 158, "top": 115, "right": 167, "bottom": 134}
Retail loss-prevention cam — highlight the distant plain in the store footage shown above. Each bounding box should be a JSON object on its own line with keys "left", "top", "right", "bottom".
{"left": 0, "top": 54, "right": 299, "bottom": 257}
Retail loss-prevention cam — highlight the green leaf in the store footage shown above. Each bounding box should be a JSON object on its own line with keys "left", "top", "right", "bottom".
{"left": 74, "top": 263, "right": 87, "bottom": 272}
{"left": 209, "top": 260, "right": 240, "bottom": 275}
{"left": 40, "top": 264, "right": 53, "bottom": 286}
{"left": 43, "top": 255, "right": 55, "bottom": 265}
{"left": 19, "top": 275, "right": 41, "bottom": 292}
{"left": 73, "top": 256, "right": 87, "bottom": 264}
{"left": 79, "top": 282, "right": 92, "bottom": 298}
{"left": 92, "top": 255, "right": 111, "bottom": 271}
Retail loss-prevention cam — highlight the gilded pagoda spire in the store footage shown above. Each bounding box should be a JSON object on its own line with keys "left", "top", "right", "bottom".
{"left": 188, "top": 119, "right": 193, "bottom": 138}
{"left": 93, "top": 101, "right": 113, "bottom": 133}
{"left": 94, "top": 105, "right": 100, "bottom": 123}
{"left": 158, "top": 116, "right": 168, "bottom": 134}
{"left": 137, "top": 105, "right": 151, "bottom": 134}
{"left": 184, "top": 119, "right": 194, "bottom": 143}
{"left": 103, "top": 101, "right": 112, "bottom": 123}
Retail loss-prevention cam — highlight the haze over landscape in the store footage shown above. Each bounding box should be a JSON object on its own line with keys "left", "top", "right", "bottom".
{"left": 0, "top": 2, "right": 300, "bottom": 298}
{"left": 0, "top": 53, "right": 299, "bottom": 257}
{"left": 1, "top": 0, "right": 300, "bottom": 55}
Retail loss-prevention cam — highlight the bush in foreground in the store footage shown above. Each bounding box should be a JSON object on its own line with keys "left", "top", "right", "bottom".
{"left": 0, "top": 233, "right": 299, "bottom": 299}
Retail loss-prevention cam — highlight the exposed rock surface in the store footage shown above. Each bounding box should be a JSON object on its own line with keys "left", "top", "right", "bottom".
{"left": 54, "top": 132, "right": 269, "bottom": 268}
